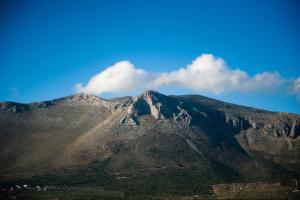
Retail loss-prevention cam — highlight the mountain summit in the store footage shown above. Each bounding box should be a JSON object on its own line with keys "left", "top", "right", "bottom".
{"left": 0, "top": 91, "right": 299, "bottom": 194}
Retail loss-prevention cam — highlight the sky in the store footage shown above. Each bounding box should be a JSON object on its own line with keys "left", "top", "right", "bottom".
{"left": 0, "top": 0, "right": 300, "bottom": 113}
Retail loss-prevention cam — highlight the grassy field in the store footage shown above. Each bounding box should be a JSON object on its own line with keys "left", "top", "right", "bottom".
{"left": 212, "top": 182, "right": 300, "bottom": 199}
{"left": 1, "top": 182, "right": 299, "bottom": 200}
{"left": 0, "top": 186, "right": 214, "bottom": 200}
{"left": 0, "top": 187, "right": 124, "bottom": 200}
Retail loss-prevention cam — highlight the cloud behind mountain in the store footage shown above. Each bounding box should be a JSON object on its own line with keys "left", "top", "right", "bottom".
{"left": 75, "top": 54, "right": 297, "bottom": 101}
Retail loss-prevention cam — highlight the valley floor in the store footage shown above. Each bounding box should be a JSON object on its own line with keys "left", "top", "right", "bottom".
{"left": 0, "top": 183, "right": 299, "bottom": 200}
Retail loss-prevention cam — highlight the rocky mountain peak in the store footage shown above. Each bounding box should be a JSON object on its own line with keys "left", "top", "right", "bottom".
{"left": 141, "top": 89, "right": 159, "bottom": 95}
{"left": 127, "top": 90, "right": 176, "bottom": 120}
{"left": 141, "top": 90, "right": 165, "bottom": 99}
{"left": 54, "top": 93, "right": 103, "bottom": 103}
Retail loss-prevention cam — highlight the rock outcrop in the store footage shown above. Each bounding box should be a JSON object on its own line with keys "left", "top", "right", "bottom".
{"left": 127, "top": 90, "right": 176, "bottom": 120}
{"left": 119, "top": 114, "right": 139, "bottom": 126}
{"left": 118, "top": 91, "right": 300, "bottom": 140}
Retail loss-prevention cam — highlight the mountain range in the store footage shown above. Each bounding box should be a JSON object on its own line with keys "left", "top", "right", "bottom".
{"left": 0, "top": 90, "right": 299, "bottom": 195}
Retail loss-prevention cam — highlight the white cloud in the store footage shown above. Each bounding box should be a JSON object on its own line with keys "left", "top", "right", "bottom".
{"left": 150, "top": 54, "right": 282, "bottom": 94}
{"left": 76, "top": 61, "right": 149, "bottom": 95}
{"left": 290, "top": 77, "right": 300, "bottom": 101}
{"left": 291, "top": 77, "right": 300, "bottom": 94}
{"left": 75, "top": 54, "right": 289, "bottom": 97}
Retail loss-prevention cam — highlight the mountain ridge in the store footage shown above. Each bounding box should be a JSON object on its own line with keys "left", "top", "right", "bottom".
{"left": 0, "top": 90, "right": 281, "bottom": 114}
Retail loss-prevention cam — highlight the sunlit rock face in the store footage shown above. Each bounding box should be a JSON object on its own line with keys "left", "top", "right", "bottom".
{"left": 127, "top": 90, "right": 176, "bottom": 120}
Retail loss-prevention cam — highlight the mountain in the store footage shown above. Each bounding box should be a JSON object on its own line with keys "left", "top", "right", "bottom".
{"left": 0, "top": 90, "right": 299, "bottom": 195}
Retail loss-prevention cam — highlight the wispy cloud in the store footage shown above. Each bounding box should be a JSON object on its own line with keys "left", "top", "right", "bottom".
{"left": 75, "top": 54, "right": 297, "bottom": 100}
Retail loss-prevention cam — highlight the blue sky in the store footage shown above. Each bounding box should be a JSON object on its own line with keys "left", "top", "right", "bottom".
{"left": 1, "top": 0, "right": 300, "bottom": 113}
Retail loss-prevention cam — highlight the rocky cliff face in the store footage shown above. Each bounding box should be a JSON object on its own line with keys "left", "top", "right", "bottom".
{"left": 0, "top": 90, "right": 299, "bottom": 187}
{"left": 127, "top": 90, "right": 176, "bottom": 119}
{"left": 119, "top": 90, "right": 300, "bottom": 140}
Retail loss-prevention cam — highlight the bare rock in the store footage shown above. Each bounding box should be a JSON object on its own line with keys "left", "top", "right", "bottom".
{"left": 290, "top": 120, "right": 300, "bottom": 139}
{"left": 127, "top": 90, "right": 176, "bottom": 120}
{"left": 120, "top": 115, "right": 139, "bottom": 126}
{"left": 173, "top": 106, "right": 192, "bottom": 125}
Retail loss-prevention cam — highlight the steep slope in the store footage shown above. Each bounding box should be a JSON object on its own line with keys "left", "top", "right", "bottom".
{"left": 0, "top": 91, "right": 299, "bottom": 194}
